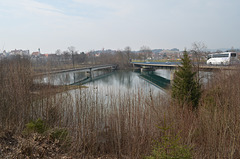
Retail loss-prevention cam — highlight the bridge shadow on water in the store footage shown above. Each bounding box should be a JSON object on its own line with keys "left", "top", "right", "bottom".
{"left": 135, "top": 70, "right": 171, "bottom": 89}
{"left": 71, "top": 71, "right": 115, "bottom": 85}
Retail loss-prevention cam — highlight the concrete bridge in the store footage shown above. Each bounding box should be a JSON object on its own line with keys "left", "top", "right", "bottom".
{"left": 132, "top": 62, "right": 238, "bottom": 71}
{"left": 35, "top": 64, "right": 118, "bottom": 85}
{"left": 36, "top": 64, "right": 118, "bottom": 76}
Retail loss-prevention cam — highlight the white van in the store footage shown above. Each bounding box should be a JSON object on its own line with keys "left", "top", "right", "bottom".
{"left": 206, "top": 52, "right": 238, "bottom": 65}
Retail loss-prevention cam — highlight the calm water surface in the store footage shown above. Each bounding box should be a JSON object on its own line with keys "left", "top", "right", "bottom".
{"left": 83, "top": 70, "right": 170, "bottom": 96}
{"left": 39, "top": 68, "right": 212, "bottom": 98}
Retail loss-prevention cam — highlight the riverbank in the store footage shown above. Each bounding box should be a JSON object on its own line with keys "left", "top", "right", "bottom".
{"left": 30, "top": 84, "right": 88, "bottom": 99}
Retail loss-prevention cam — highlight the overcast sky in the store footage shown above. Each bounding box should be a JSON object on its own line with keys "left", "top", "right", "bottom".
{"left": 0, "top": 0, "right": 239, "bottom": 53}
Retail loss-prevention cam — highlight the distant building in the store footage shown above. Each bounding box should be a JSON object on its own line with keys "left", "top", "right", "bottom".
{"left": 22, "top": 50, "right": 30, "bottom": 56}
{"left": 31, "top": 51, "right": 40, "bottom": 57}
{"left": 10, "top": 49, "right": 30, "bottom": 56}
{"left": 95, "top": 53, "right": 100, "bottom": 57}
{"left": 158, "top": 49, "right": 181, "bottom": 60}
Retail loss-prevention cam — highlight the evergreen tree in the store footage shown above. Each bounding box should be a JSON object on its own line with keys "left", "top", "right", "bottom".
{"left": 172, "top": 50, "right": 201, "bottom": 110}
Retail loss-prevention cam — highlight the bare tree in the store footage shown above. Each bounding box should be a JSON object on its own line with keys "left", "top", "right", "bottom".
{"left": 68, "top": 46, "right": 78, "bottom": 68}
{"left": 55, "top": 49, "right": 62, "bottom": 55}
{"left": 124, "top": 46, "right": 132, "bottom": 62}
{"left": 190, "top": 42, "right": 207, "bottom": 81}
{"left": 139, "top": 46, "right": 153, "bottom": 61}
{"left": 216, "top": 49, "right": 223, "bottom": 53}
{"left": 191, "top": 42, "right": 207, "bottom": 63}
{"left": 75, "top": 52, "right": 86, "bottom": 64}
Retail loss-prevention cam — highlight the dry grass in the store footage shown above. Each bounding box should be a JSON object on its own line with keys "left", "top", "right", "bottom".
{"left": 1, "top": 57, "right": 240, "bottom": 158}
{"left": 0, "top": 57, "right": 33, "bottom": 131}
{"left": 166, "top": 68, "right": 240, "bottom": 159}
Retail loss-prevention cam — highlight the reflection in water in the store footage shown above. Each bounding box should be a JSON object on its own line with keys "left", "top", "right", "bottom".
{"left": 37, "top": 68, "right": 212, "bottom": 93}
{"left": 72, "top": 70, "right": 114, "bottom": 85}
{"left": 83, "top": 70, "right": 169, "bottom": 96}
{"left": 154, "top": 69, "right": 172, "bottom": 80}
{"left": 138, "top": 71, "right": 171, "bottom": 89}
{"left": 37, "top": 69, "right": 172, "bottom": 94}
{"left": 37, "top": 71, "right": 87, "bottom": 85}
{"left": 81, "top": 69, "right": 212, "bottom": 96}
{"left": 37, "top": 70, "right": 113, "bottom": 85}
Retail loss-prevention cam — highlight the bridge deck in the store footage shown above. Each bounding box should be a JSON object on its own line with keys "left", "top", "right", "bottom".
{"left": 132, "top": 62, "right": 239, "bottom": 70}
{"left": 35, "top": 64, "right": 117, "bottom": 76}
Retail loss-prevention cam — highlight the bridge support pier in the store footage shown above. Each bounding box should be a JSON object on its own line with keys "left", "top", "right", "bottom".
{"left": 86, "top": 68, "right": 93, "bottom": 79}
{"left": 140, "top": 67, "right": 155, "bottom": 72}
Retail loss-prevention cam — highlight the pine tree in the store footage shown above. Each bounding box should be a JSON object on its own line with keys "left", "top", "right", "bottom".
{"left": 172, "top": 50, "right": 201, "bottom": 110}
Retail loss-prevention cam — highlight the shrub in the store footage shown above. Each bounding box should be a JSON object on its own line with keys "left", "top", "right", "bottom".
{"left": 24, "top": 118, "right": 48, "bottom": 134}
{"left": 50, "top": 128, "right": 71, "bottom": 151}
{"left": 145, "top": 124, "right": 192, "bottom": 159}
{"left": 50, "top": 128, "right": 69, "bottom": 143}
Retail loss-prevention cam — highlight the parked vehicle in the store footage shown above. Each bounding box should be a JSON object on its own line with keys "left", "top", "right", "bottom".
{"left": 206, "top": 52, "right": 238, "bottom": 65}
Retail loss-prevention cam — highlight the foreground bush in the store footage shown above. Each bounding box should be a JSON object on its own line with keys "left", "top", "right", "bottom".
{"left": 24, "top": 118, "right": 47, "bottom": 134}
{"left": 146, "top": 124, "right": 192, "bottom": 159}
